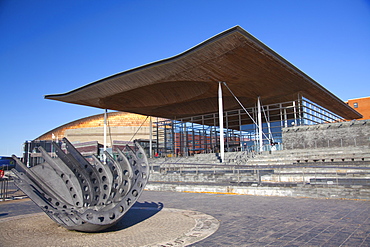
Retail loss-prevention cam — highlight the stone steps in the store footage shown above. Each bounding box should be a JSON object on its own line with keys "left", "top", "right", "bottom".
{"left": 149, "top": 146, "right": 370, "bottom": 169}
{"left": 150, "top": 163, "right": 370, "bottom": 186}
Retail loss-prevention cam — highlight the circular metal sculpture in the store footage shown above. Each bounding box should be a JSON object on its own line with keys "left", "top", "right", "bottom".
{"left": 12, "top": 138, "right": 149, "bottom": 232}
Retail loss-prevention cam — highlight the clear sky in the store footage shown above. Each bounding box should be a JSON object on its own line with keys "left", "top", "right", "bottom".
{"left": 1, "top": 0, "right": 369, "bottom": 157}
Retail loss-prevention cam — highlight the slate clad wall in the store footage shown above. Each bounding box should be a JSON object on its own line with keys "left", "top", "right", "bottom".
{"left": 282, "top": 120, "right": 370, "bottom": 149}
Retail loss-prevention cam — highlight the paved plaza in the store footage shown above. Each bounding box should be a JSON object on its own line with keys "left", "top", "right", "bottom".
{"left": 1, "top": 191, "right": 370, "bottom": 246}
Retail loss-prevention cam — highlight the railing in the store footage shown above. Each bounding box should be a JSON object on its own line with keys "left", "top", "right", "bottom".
{"left": 149, "top": 144, "right": 286, "bottom": 167}
{"left": 0, "top": 175, "right": 26, "bottom": 201}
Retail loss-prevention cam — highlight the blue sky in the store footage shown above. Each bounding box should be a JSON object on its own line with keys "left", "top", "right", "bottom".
{"left": 1, "top": 0, "right": 369, "bottom": 156}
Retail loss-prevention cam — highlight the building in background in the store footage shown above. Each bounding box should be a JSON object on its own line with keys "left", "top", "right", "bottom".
{"left": 24, "top": 111, "right": 157, "bottom": 166}
{"left": 40, "top": 26, "right": 363, "bottom": 161}
{"left": 347, "top": 96, "right": 370, "bottom": 120}
{"left": 36, "top": 111, "right": 151, "bottom": 144}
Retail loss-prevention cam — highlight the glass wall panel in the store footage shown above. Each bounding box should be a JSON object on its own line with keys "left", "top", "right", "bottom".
{"left": 153, "top": 97, "right": 345, "bottom": 157}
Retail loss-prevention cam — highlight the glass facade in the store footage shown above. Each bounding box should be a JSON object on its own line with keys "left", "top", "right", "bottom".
{"left": 153, "top": 96, "right": 344, "bottom": 157}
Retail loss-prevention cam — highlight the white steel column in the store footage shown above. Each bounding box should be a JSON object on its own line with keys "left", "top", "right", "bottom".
{"left": 257, "top": 97, "right": 263, "bottom": 152}
{"left": 218, "top": 82, "right": 225, "bottom": 162}
{"left": 103, "top": 109, "right": 107, "bottom": 163}
{"left": 104, "top": 109, "right": 107, "bottom": 151}
{"left": 293, "top": 101, "right": 297, "bottom": 126}
{"left": 149, "top": 116, "right": 153, "bottom": 158}
{"left": 298, "top": 94, "right": 302, "bottom": 126}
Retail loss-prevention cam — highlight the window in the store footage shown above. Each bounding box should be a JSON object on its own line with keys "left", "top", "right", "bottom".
{"left": 353, "top": 102, "right": 358, "bottom": 108}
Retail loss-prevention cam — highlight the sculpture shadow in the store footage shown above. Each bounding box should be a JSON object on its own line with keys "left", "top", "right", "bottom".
{"left": 103, "top": 201, "right": 164, "bottom": 232}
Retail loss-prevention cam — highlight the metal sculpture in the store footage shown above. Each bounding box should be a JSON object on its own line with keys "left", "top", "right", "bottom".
{"left": 12, "top": 138, "right": 149, "bottom": 232}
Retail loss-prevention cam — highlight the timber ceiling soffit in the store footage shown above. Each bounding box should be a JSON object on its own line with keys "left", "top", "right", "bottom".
{"left": 45, "top": 26, "right": 362, "bottom": 120}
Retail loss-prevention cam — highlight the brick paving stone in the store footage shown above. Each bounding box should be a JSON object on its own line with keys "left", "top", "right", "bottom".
{"left": 138, "top": 191, "right": 370, "bottom": 246}
{"left": 1, "top": 191, "right": 370, "bottom": 246}
{"left": 0, "top": 206, "right": 219, "bottom": 247}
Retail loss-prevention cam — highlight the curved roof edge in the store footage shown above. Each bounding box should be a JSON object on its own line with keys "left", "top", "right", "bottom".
{"left": 45, "top": 26, "right": 362, "bottom": 120}
{"left": 45, "top": 26, "right": 246, "bottom": 99}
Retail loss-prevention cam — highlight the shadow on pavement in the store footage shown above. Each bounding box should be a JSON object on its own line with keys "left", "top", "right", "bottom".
{"left": 104, "top": 201, "right": 164, "bottom": 232}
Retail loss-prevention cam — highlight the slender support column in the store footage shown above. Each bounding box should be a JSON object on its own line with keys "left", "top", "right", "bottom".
{"left": 191, "top": 119, "right": 195, "bottom": 153}
{"left": 156, "top": 118, "right": 159, "bottom": 156}
{"left": 27, "top": 141, "right": 31, "bottom": 167}
{"left": 284, "top": 108, "right": 288, "bottom": 127}
{"left": 184, "top": 123, "right": 187, "bottom": 157}
{"left": 218, "top": 82, "right": 225, "bottom": 162}
{"left": 162, "top": 121, "right": 168, "bottom": 157}
{"left": 298, "top": 94, "right": 302, "bottom": 125}
{"left": 257, "top": 97, "right": 263, "bottom": 152}
{"left": 149, "top": 116, "right": 153, "bottom": 158}
{"left": 103, "top": 109, "right": 107, "bottom": 163}
{"left": 266, "top": 105, "right": 273, "bottom": 142}
{"left": 171, "top": 121, "right": 175, "bottom": 155}
{"left": 293, "top": 101, "right": 297, "bottom": 125}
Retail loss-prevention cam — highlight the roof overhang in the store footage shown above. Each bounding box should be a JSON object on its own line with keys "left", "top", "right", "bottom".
{"left": 45, "top": 26, "right": 362, "bottom": 120}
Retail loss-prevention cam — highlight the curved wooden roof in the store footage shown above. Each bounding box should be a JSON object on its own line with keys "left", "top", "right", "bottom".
{"left": 45, "top": 26, "right": 361, "bottom": 120}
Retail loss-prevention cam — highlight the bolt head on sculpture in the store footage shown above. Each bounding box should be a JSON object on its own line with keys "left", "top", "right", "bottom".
{"left": 12, "top": 138, "right": 149, "bottom": 232}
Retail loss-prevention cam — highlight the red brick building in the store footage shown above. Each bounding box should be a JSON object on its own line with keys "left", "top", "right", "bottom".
{"left": 347, "top": 96, "right": 370, "bottom": 120}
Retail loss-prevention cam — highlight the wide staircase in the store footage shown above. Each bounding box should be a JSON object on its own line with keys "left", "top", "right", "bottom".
{"left": 147, "top": 146, "right": 370, "bottom": 199}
